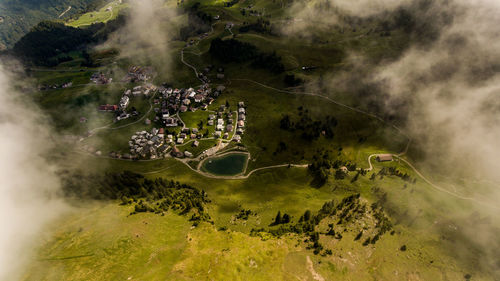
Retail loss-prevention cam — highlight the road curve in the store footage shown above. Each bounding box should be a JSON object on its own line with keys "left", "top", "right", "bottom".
{"left": 394, "top": 156, "right": 499, "bottom": 210}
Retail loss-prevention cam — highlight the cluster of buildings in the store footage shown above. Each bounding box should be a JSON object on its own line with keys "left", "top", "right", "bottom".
{"left": 99, "top": 84, "right": 156, "bottom": 121}
{"left": 236, "top": 101, "right": 246, "bottom": 141}
{"left": 206, "top": 101, "right": 246, "bottom": 141}
{"left": 90, "top": 72, "right": 112, "bottom": 84}
{"left": 171, "top": 127, "right": 203, "bottom": 145}
{"left": 122, "top": 66, "right": 154, "bottom": 83}
{"left": 91, "top": 63, "right": 248, "bottom": 160}
{"left": 124, "top": 95, "right": 247, "bottom": 159}
{"left": 37, "top": 81, "right": 73, "bottom": 91}
{"left": 128, "top": 128, "right": 169, "bottom": 159}
{"left": 209, "top": 105, "right": 231, "bottom": 139}
{"left": 198, "top": 65, "right": 226, "bottom": 83}
{"left": 153, "top": 84, "right": 225, "bottom": 127}
{"left": 129, "top": 84, "right": 155, "bottom": 96}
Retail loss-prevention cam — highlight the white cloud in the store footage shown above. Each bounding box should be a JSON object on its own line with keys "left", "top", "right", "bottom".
{"left": 0, "top": 64, "right": 68, "bottom": 280}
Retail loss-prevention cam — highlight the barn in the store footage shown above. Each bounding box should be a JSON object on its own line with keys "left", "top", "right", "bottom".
{"left": 376, "top": 154, "right": 393, "bottom": 162}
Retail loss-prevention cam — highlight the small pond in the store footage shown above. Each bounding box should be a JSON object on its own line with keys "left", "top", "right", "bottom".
{"left": 201, "top": 153, "right": 248, "bottom": 176}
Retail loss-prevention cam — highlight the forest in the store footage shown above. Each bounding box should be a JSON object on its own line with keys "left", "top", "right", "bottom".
{"left": 0, "top": 0, "right": 97, "bottom": 48}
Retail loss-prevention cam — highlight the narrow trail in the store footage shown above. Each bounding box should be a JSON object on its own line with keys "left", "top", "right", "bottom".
{"left": 181, "top": 47, "right": 203, "bottom": 83}
{"left": 394, "top": 156, "right": 500, "bottom": 210}
{"left": 364, "top": 153, "right": 499, "bottom": 210}
{"left": 227, "top": 24, "right": 234, "bottom": 36}
{"left": 58, "top": 6, "right": 72, "bottom": 18}
{"left": 231, "top": 78, "right": 410, "bottom": 143}
{"left": 104, "top": 7, "right": 114, "bottom": 23}
{"left": 366, "top": 154, "right": 377, "bottom": 171}
{"left": 306, "top": 256, "right": 325, "bottom": 281}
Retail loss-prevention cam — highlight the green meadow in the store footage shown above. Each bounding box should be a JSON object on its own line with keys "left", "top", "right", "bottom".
{"left": 20, "top": 0, "right": 500, "bottom": 280}
{"left": 21, "top": 151, "right": 494, "bottom": 280}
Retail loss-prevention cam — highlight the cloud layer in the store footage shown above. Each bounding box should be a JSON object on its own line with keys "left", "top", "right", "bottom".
{"left": 372, "top": 0, "right": 500, "bottom": 181}
{"left": 292, "top": 0, "right": 500, "bottom": 183}
{"left": 0, "top": 63, "right": 68, "bottom": 280}
{"left": 103, "top": 0, "right": 180, "bottom": 66}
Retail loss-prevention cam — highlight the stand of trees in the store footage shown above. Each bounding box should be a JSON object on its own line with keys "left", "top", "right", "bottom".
{"left": 284, "top": 74, "right": 303, "bottom": 87}
{"left": 270, "top": 211, "right": 291, "bottom": 226}
{"left": 0, "top": 0, "right": 97, "bottom": 48}
{"left": 238, "top": 19, "right": 271, "bottom": 34}
{"left": 61, "top": 171, "right": 212, "bottom": 223}
{"left": 251, "top": 193, "right": 393, "bottom": 255}
{"left": 377, "top": 166, "right": 416, "bottom": 183}
{"left": 279, "top": 107, "right": 338, "bottom": 141}
{"left": 235, "top": 209, "right": 254, "bottom": 220}
{"left": 224, "top": 0, "right": 239, "bottom": 7}
{"left": 209, "top": 38, "right": 285, "bottom": 73}
{"left": 179, "top": 2, "right": 212, "bottom": 41}
{"left": 12, "top": 15, "right": 124, "bottom": 66}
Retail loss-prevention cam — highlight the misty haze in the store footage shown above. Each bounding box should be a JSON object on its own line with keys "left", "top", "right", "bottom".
{"left": 0, "top": 0, "right": 499, "bottom": 280}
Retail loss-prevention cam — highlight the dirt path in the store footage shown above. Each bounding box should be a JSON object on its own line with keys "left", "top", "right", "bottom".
{"left": 306, "top": 256, "right": 325, "bottom": 281}
{"left": 104, "top": 7, "right": 114, "bottom": 22}
{"left": 366, "top": 154, "right": 377, "bottom": 171}
{"left": 181, "top": 47, "right": 203, "bottom": 82}
{"left": 58, "top": 6, "right": 72, "bottom": 18}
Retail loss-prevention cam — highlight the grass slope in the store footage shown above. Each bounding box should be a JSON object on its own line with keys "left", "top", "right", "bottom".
{"left": 66, "top": 0, "right": 127, "bottom": 27}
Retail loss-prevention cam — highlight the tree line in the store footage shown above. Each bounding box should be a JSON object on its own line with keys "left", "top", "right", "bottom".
{"left": 11, "top": 14, "right": 125, "bottom": 66}
{"left": 280, "top": 106, "right": 338, "bottom": 141}
{"left": 61, "top": 170, "right": 212, "bottom": 223}
{"left": 209, "top": 38, "right": 285, "bottom": 74}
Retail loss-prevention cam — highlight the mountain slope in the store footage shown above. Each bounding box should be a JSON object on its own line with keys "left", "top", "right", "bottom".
{"left": 0, "top": 0, "right": 100, "bottom": 49}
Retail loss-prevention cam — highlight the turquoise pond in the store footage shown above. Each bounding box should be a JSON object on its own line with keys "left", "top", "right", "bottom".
{"left": 201, "top": 153, "right": 248, "bottom": 176}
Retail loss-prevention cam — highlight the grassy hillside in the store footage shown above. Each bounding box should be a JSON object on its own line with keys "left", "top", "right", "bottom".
{"left": 21, "top": 154, "right": 495, "bottom": 280}
{"left": 18, "top": 0, "right": 500, "bottom": 280}
{"left": 66, "top": 0, "right": 127, "bottom": 27}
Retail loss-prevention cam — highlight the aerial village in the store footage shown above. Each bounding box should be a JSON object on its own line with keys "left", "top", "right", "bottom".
{"left": 96, "top": 66, "right": 246, "bottom": 160}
